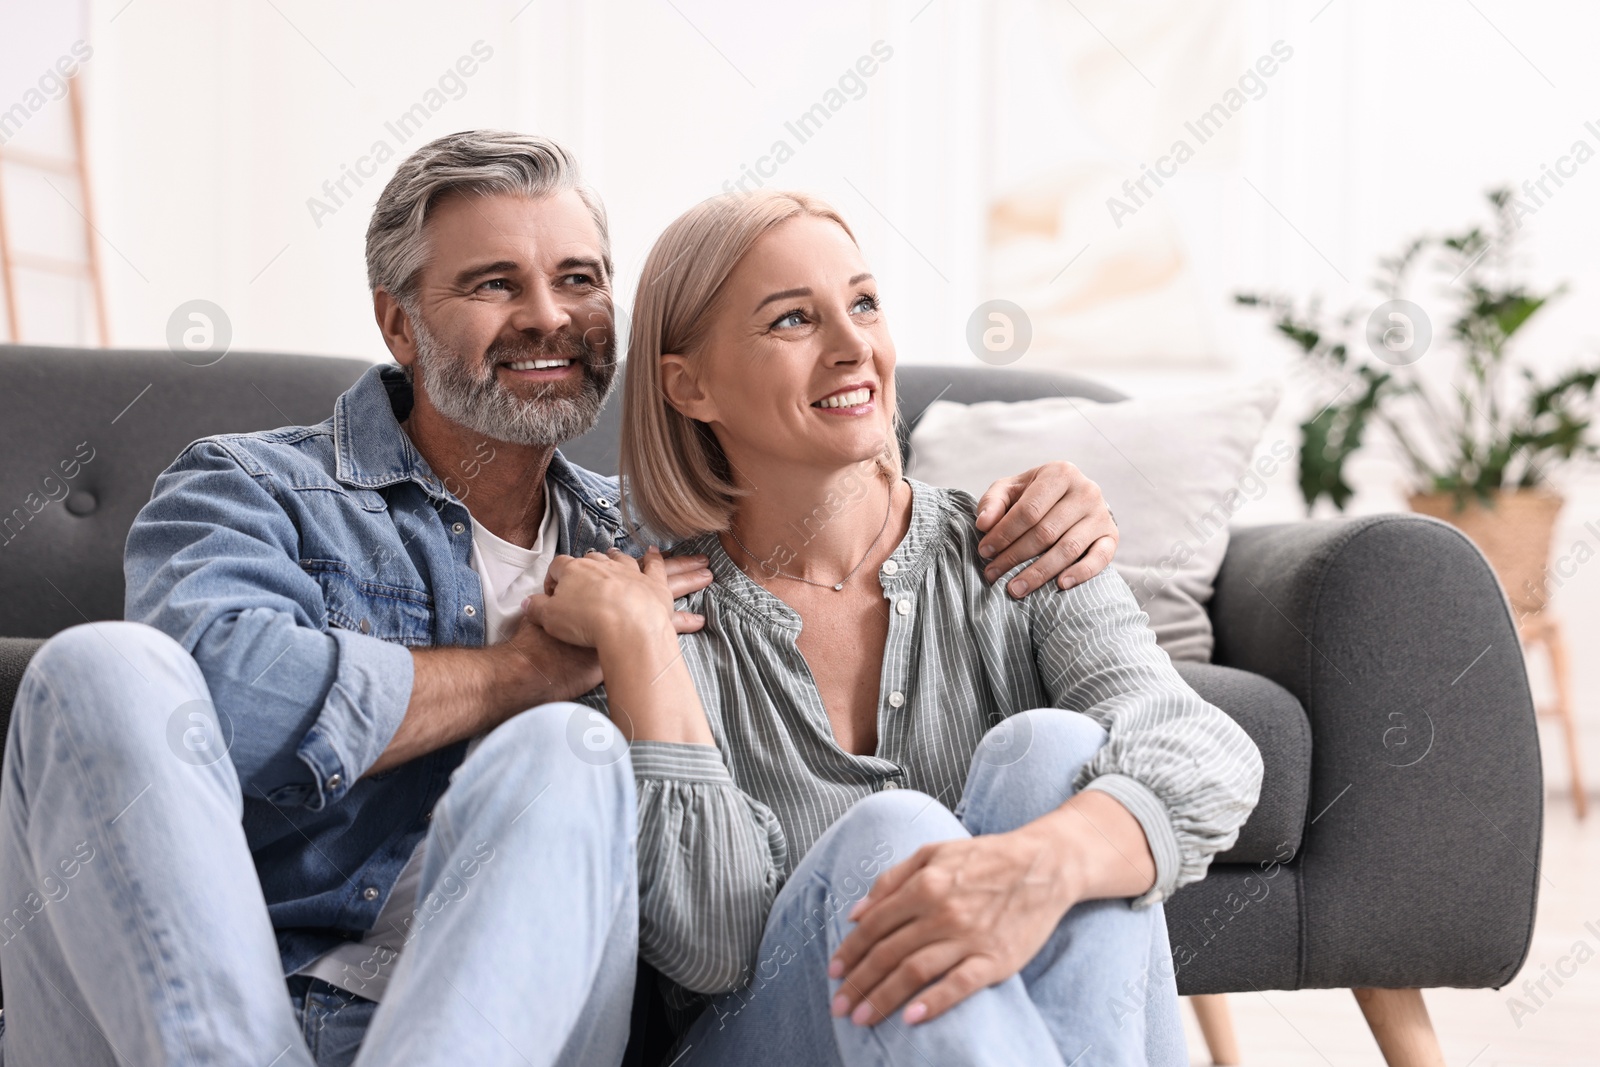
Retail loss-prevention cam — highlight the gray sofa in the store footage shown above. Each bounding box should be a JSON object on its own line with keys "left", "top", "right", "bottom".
{"left": 0, "top": 343, "right": 1541, "bottom": 1063}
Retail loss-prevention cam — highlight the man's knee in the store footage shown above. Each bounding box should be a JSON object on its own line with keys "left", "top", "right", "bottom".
{"left": 438, "top": 702, "right": 634, "bottom": 835}
{"left": 465, "top": 701, "right": 631, "bottom": 782}
{"left": 14, "top": 622, "right": 210, "bottom": 766}
{"left": 25, "top": 621, "right": 195, "bottom": 695}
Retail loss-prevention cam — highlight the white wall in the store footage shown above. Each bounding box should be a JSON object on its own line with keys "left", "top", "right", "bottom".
{"left": 61, "top": 0, "right": 991, "bottom": 369}
{"left": 6, "top": 0, "right": 1597, "bottom": 797}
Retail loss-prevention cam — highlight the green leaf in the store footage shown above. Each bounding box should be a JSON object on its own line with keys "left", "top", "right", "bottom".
{"left": 1296, "top": 371, "right": 1392, "bottom": 512}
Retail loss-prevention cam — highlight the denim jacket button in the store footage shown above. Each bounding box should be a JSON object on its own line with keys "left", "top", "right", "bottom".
{"left": 358, "top": 618, "right": 371, "bottom": 634}
{"left": 326, "top": 773, "right": 343, "bottom": 791}
{"left": 362, "top": 886, "right": 380, "bottom": 901}
{"left": 596, "top": 497, "right": 612, "bottom": 508}
{"left": 464, "top": 605, "right": 477, "bottom": 617}
{"left": 452, "top": 522, "right": 465, "bottom": 534}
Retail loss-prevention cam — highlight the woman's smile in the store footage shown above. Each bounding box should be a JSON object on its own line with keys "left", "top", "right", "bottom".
{"left": 811, "top": 381, "right": 877, "bottom": 415}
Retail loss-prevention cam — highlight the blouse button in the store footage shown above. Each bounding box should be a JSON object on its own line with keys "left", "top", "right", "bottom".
{"left": 882, "top": 559, "right": 899, "bottom": 576}
{"left": 888, "top": 691, "right": 905, "bottom": 708}
{"left": 895, "top": 598, "right": 911, "bottom": 616}
{"left": 464, "top": 605, "right": 477, "bottom": 617}
{"left": 880, "top": 778, "right": 901, "bottom": 791}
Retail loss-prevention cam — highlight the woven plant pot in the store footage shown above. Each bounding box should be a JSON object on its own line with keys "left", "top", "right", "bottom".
{"left": 1408, "top": 487, "right": 1566, "bottom": 618}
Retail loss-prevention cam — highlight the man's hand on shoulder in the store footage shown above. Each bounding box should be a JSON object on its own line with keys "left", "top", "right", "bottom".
{"left": 973, "top": 461, "right": 1119, "bottom": 599}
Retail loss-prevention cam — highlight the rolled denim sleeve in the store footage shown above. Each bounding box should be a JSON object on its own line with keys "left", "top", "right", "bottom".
{"left": 125, "top": 439, "right": 414, "bottom": 808}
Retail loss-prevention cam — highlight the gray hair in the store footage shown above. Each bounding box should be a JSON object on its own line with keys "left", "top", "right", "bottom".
{"left": 365, "top": 130, "right": 611, "bottom": 306}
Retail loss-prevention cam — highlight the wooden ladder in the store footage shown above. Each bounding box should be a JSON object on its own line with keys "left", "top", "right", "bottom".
{"left": 0, "top": 77, "right": 109, "bottom": 345}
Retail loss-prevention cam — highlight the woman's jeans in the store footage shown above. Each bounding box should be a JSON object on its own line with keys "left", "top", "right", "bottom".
{"left": 677, "top": 708, "right": 1188, "bottom": 1067}
{"left": 0, "top": 622, "right": 638, "bottom": 1067}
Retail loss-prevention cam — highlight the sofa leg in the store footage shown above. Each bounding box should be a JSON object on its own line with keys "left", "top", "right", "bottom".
{"left": 1188, "top": 994, "right": 1241, "bottom": 1064}
{"left": 1352, "top": 988, "right": 1446, "bottom": 1067}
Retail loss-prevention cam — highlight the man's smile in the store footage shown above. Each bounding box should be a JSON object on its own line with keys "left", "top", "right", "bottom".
{"left": 497, "top": 357, "right": 580, "bottom": 382}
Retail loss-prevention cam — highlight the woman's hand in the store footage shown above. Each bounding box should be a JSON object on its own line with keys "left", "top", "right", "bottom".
{"left": 829, "top": 790, "right": 1156, "bottom": 1027}
{"left": 827, "top": 824, "right": 1079, "bottom": 1027}
{"left": 975, "top": 461, "right": 1118, "bottom": 597}
{"left": 526, "top": 546, "right": 716, "bottom": 747}
{"left": 527, "top": 546, "right": 681, "bottom": 651}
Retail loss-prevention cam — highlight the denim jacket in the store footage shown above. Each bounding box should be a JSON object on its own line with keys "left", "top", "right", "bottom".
{"left": 124, "top": 363, "right": 634, "bottom": 974}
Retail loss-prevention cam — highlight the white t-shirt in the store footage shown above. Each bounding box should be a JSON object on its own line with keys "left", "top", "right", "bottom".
{"left": 467, "top": 495, "right": 561, "bottom": 648}
{"left": 295, "top": 496, "right": 560, "bottom": 1001}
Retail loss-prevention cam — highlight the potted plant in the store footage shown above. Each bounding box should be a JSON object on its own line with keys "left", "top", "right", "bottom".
{"left": 1237, "top": 187, "right": 1600, "bottom": 620}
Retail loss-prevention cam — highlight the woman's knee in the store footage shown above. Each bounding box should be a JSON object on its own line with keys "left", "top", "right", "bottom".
{"left": 799, "top": 790, "right": 962, "bottom": 896}
{"left": 1026, "top": 707, "right": 1108, "bottom": 767}
{"left": 766, "top": 791, "right": 963, "bottom": 973}
{"left": 961, "top": 709, "right": 1109, "bottom": 835}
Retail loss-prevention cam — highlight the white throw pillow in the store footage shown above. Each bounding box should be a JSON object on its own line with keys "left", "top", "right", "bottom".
{"left": 907, "top": 383, "right": 1282, "bottom": 662}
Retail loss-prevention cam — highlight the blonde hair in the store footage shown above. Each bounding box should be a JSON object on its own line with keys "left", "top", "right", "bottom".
{"left": 621, "top": 190, "right": 902, "bottom": 541}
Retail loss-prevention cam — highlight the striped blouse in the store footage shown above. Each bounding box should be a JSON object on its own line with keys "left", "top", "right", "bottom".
{"left": 605, "top": 478, "right": 1263, "bottom": 1000}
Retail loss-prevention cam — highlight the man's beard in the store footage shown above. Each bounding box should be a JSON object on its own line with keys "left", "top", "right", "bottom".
{"left": 411, "top": 315, "right": 618, "bottom": 447}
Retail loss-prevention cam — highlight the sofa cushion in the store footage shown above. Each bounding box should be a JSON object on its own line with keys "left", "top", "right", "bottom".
{"left": 1174, "top": 660, "right": 1311, "bottom": 866}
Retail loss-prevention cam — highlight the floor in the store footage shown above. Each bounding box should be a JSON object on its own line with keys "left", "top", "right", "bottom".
{"left": 1180, "top": 791, "right": 1598, "bottom": 1066}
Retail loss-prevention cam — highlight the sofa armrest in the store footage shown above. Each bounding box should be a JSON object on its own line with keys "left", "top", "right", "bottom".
{"left": 1207, "top": 515, "right": 1541, "bottom": 990}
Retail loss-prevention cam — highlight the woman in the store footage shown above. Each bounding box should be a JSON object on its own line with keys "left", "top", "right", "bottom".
{"left": 529, "top": 191, "right": 1264, "bottom": 1066}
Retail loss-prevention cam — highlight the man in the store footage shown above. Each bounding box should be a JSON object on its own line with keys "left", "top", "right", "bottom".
{"left": 0, "top": 130, "right": 1120, "bottom": 1066}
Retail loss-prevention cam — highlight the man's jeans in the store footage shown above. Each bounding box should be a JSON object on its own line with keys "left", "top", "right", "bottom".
{"left": 0, "top": 622, "right": 638, "bottom": 1067}
{"left": 676, "top": 709, "right": 1189, "bottom": 1067}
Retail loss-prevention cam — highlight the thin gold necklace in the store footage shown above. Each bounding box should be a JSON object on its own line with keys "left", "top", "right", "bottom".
{"left": 728, "top": 484, "right": 894, "bottom": 592}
